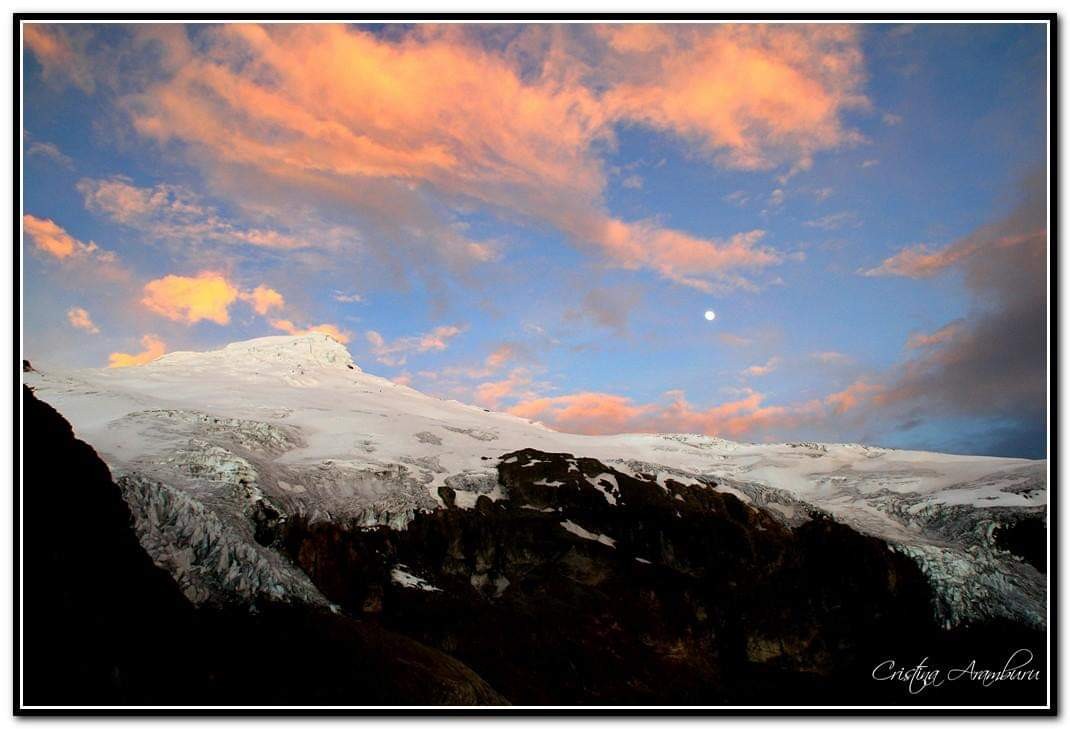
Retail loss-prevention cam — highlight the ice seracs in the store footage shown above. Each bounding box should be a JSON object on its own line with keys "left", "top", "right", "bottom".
{"left": 25, "top": 334, "right": 1047, "bottom": 627}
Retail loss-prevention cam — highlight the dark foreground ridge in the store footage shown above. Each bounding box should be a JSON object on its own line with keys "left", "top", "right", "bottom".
{"left": 21, "top": 387, "right": 1046, "bottom": 707}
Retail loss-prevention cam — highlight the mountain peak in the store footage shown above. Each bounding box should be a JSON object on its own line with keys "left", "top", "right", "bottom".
{"left": 154, "top": 333, "right": 359, "bottom": 372}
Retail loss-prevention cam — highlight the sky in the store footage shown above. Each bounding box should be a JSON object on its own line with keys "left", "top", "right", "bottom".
{"left": 20, "top": 22, "right": 1049, "bottom": 458}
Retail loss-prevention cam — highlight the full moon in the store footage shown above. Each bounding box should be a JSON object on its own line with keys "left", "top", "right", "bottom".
{"left": 704, "top": 310, "right": 717, "bottom": 321}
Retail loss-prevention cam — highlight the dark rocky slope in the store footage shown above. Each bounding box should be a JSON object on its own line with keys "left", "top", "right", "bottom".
{"left": 281, "top": 449, "right": 1047, "bottom": 706}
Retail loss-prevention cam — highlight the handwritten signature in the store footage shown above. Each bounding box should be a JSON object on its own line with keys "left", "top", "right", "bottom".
{"left": 872, "top": 649, "right": 1042, "bottom": 695}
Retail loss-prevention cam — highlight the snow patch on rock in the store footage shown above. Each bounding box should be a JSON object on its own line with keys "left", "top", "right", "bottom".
{"left": 561, "top": 519, "right": 616, "bottom": 548}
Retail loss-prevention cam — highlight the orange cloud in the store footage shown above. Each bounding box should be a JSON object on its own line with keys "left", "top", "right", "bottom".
{"left": 23, "top": 214, "right": 107, "bottom": 260}
{"left": 600, "top": 24, "right": 868, "bottom": 170}
{"left": 269, "top": 318, "right": 350, "bottom": 343}
{"left": 142, "top": 271, "right": 240, "bottom": 325}
{"left": 240, "top": 284, "right": 285, "bottom": 315}
{"left": 509, "top": 391, "right": 647, "bottom": 434}
{"left": 141, "top": 273, "right": 291, "bottom": 325}
{"left": 824, "top": 379, "right": 882, "bottom": 415}
{"left": 66, "top": 306, "right": 99, "bottom": 334}
{"left": 108, "top": 334, "right": 167, "bottom": 368}
{"left": 123, "top": 24, "right": 863, "bottom": 291}
{"left": 598, "top": 24, "right": 674, "bottom": 54}
{"left": 474, "top": 368, "right": 535, "bottom": 409}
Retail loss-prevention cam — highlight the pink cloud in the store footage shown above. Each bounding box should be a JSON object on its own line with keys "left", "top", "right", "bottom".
{"left": 507, "top": 388, "right": 816, "bottom": 439}
{"left": 906, "top": 321, "right": 963, "bottom": 350}
{"left": 485, "top": 343, "right": 519, "bottom": 370}
{"left": 365, "top": 324, "right": 465, "bottom": 366}
{"left": 66, "top": 306, "right": 99, "bottom": 334}
{"left": 119, "top": 24, "right": 863, "bottom": 291}
{"left": 503, "top": 376, "right": 890, "bottom": 441}
{"left": 23, "top": 25, "right": 94, "bottom": 92}
{"left": 862, "top": 229, "right": 1043, "bottom": 279}
{"left": 744, "top": 357, "right": 780, "bottom": 377}
{"left": 474, "top": 368, "right": 535, "bottom": 409}
{"left": 77, "top": 176, "right": 308, "bottom": 249}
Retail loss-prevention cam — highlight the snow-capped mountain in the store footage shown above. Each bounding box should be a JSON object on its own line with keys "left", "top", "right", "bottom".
{"left": 25, "top": 333, "right": 1046, "bottom": 631}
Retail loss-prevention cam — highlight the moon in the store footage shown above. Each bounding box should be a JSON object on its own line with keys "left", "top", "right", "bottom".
{"left": 704, "top": 310, "right": 717, "bottom": 321}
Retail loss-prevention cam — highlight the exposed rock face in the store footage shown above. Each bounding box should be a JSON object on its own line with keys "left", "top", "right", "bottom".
{"left": 20, "top": 387, "right": 504, "bottom": 707}
{"left": 280, "top": 449, "right": 1047, "bottom": 706}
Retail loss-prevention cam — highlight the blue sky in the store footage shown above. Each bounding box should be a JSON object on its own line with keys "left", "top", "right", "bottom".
{"left": 21, "top": 22, "right": 1049, "bottom": 457}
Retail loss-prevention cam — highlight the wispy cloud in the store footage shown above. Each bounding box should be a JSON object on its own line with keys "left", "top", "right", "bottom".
{"left": 565, "top": 285, "right": 643, "bottom": 334}
{"left": 804, "top": 211, "right": 860, "bottom": 230}
{"left": 332, "top": 290, "right": 364, "bottom": 303}
{"left": 718, "top": 332, "right": 754, "bottom": 348}
{"left": 810, "top": 350, "right": 851, "bottom": 365}
{"left": 744, "top": 357, "right": 780, "bottom": 377}
{"left": 78, "top": 176, "right": 309, "bottom": 250}
{"left": 27, "top": 140, "right": 73, "bottom": 168}
{"left": 365, "top": 324, "right": 465, "bottom": 366}
{"left": 906, "top": 320, "right": 963, "bottom": 350}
